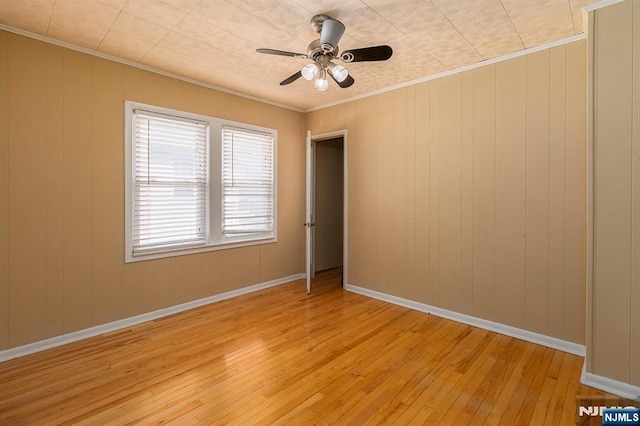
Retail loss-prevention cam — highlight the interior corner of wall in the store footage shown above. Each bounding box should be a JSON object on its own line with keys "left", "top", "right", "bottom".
{"left": 583, "top": 8, "right": 591, "bottom": 38}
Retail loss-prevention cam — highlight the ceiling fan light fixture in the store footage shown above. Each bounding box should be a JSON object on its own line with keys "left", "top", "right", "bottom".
{"left": 257, "top": 15, "right": 393, "bottom": 91}
{"left": 315, "top": 68, "right": 329, "bottom": 91}
{"left": 330, "top": 64, "right": 349, "bottom": 83}
{"left": 301, "top": 63, "right": 318, "bottom": 80}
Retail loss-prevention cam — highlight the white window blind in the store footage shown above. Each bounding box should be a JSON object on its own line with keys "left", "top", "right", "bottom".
{"left": 222, "top": 127, "right": 274, "bottom": 236}
{"left": 132, "top": 111, "right": 209, "bottom": 253}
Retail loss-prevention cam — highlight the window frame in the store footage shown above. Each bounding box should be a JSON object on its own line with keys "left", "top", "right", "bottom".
{"left": 125, "top": 100, "right": 277, "bottom": 263}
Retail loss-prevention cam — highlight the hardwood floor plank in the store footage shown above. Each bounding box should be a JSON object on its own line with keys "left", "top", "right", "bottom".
{"left": 0, "top": 268, "right": 612, "bottom": 424}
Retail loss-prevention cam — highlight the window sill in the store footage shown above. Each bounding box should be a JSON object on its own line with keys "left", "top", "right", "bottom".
{"left": 125, "top": 236, "right": 277, "bottom": 263}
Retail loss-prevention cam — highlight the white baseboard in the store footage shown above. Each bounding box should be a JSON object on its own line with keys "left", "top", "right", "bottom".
{"left": 0, "top": 273, "right": 304, "bottom": 363}
{"left": 345, "top": 284, "right": 586, "bottom": 357}
{"left": 581, "top": 369, "right": 640, "bottom": 401}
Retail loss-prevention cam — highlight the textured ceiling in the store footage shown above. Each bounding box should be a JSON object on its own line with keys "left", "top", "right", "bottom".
{"left": 0, "top": 0, "right": 598, "bottom": 111}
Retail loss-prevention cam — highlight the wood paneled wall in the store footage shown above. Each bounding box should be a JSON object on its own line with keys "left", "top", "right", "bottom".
{"left": 306, "top": 40, "right": 587, "bottom": 345}
{"left": 0, "top": 31, "right": 305, "bottom": 350}
{"left": 589, "top": 0, "right": 640, "bottom": 387}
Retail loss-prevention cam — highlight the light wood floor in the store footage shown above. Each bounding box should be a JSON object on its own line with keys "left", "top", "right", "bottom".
{"left": 0, "top": 268, "right": 608, "bottom": 424}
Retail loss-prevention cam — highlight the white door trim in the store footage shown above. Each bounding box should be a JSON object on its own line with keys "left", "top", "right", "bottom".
{"left": 305, "top": 131, "right": 312, "bottom": 293}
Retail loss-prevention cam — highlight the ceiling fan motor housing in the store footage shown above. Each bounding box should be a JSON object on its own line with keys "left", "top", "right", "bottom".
{"left": 310, "top": 14, "right": 331, "bottom": 34}
{"left": 310, "top": 14, "right": 346, "bottom": 54}
{"left": 307, "top": 39, "right": 339, "bottom": 60}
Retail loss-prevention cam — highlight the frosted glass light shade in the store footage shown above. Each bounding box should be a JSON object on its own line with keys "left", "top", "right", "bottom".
{"left": 315, "top": 68, "right": 328, "bottom": 91}
{"left": 331, "top": 64, "right": 349, "bottom": 83}
{"left": 301, "top": 63, "right": 317, "bottom": 81}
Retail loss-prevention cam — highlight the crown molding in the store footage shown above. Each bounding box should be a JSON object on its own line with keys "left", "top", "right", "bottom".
{"left": 0, "top": 22, "right": 590, "bottom": 115}
{"left": 0, "top": 24, "right": 305, "bottom": 113}
{"left": 583, "top": 0, "right": 626, "bottom": 12}
{"left": 306, "top": 33, "right": 587, "bottom": 112}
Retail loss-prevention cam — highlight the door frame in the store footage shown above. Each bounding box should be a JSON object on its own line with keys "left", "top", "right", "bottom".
{"left": 308, "top": 129, "right": 348, "bottom": 289}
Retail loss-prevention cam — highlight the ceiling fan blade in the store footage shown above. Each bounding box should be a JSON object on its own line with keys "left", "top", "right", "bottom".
{"left": 257, "top": 48, "right": 307, "bottom": 58}
{"left": 319, "top": 19, "right": 345, "bottom": 51}
{"left": 341, "top": 45, "right": 393, "bottom": 62}
{"left": 280, "top": 71, "right": 303, "bottom": 86}
{"left": 330, "top": 72, "right": 355, "bottom": 88}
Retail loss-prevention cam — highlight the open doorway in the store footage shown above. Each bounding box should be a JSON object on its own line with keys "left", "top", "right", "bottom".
{"left": 313, "top": 137, "right": 344, "bottom": 282}
{"left": 305, "top": 130, "right": 346, "bottom": 294}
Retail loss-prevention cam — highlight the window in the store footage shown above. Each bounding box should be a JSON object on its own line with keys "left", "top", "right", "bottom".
{"left": 222, "top": 127, "right": 274, "bottom": 237}
{"left": 125, "top": 101, "right": 277, "bottom": 262}
{"left": 132, "top": 111, "right": 208, "bottom": 254}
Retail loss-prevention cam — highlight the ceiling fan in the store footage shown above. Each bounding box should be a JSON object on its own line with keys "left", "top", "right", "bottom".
{"left": 256, "top": 14, "right": 393, "bottom": 91}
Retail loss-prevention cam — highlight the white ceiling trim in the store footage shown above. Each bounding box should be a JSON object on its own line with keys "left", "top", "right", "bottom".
{"left": 0, "top": 22, "right": 588, "bottom": 115}
{"left": 306, "top": 33, "right": 587, "bottom": 113}
{"left": 0, "top": 23, "right": 305, "bottom": 113}
{"left": 583, "top": 0, "right": 626, "bottom": 12}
